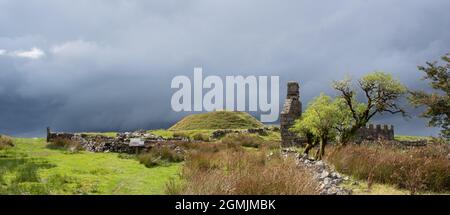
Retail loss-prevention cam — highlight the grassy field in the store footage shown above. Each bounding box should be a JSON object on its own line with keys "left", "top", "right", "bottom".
{"left": 149, "top": 129, "right": 281, "bottom": 142}
{"left": 80, "top": 132, "right": 118, "bottom": 138}
{"left": 169, "top": 111, "right": 264, "bottom": 130}
{"left": 0, "top": 138, "right": 180, "bottom": 194}
{"left": 394, "top": 135, "right": 432, "bottom": 141}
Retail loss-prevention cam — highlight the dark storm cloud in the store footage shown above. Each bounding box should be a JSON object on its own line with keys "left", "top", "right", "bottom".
{"left": 0, "top": 0, "right": 449, "bottom": 137}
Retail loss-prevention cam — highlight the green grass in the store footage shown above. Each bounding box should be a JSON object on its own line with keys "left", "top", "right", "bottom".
{"left": 149, "top": 129, "right": 216, "bottom": 140}
{"left": 395, "top": 135, "right": 431, "bottom": 142}
{"left": 0, "top": 138, "right": 180, "bottom": 194}
{"left": 149, "top": 129, "right": 281, "bottom": 142}
{"left": 149, "top": 129, "right": 175, "bottom": 139}
{"left": 169, "top": 111, "right": 264, "bottom": 130}
{"left": 79, "top": 132, "right": 118, "bottom": 138}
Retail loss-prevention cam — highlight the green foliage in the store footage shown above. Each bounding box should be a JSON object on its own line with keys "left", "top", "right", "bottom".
{"left": 169, "top": 111, "right": 264, "bottom": 130}
{"left": 291, "top": 94, "right": 352, "bottom": 159}
{"left": 333, "top": 71, "right": 407, "bottom": 142}
{"left": 292, "top": 94, "right": 341, "bottom": 138}
{"left": 409, "top": 53, "right": 450, "bottom": 138}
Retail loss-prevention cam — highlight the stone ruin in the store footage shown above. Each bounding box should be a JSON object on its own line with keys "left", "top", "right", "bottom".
{"left": 46, "top": 127, "right": 280, "bottom": 153}
{"left": 46, "top": 127, "right": 189, "bottom": 153}
{"left": 355, "top": 124, "right": 395, "bottom": 142}
{"left": 279, "top": 82, "right": 396, "bottom": 146}
{"left": 280, "top": 82, "right": 303, "bottom": 147}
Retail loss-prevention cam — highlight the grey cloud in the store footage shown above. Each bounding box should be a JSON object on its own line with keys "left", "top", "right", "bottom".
{"left": 0, "top": 0, "right": 448, "bottom": 137}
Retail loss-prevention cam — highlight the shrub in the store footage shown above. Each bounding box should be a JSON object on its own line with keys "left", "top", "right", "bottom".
{"left": 221, "top": 133, "right": 264, "bottom": 148}
{"left": 47, "top": 138, "right": 83, "bottom": 153}
{"left": 192, "top": 133, "right": 210, "bottom": 141}
{"left": 138, "top": 147, "right": 184, "bottom": 168}
{"left": 326, "top": 143, "right": 450, "bottom": 194}
{"left": 173, "top": 132, "right": 190, "bottom": 140}
{"left": 166, "top": 147, "right": 319, "bottom": 195}
{"left": 0, "top": 135, "right": 14, "bottom": 150}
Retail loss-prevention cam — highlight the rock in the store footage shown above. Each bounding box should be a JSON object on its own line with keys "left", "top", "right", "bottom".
{"left": 282, "top": 149, "right": 352, "bottom": 195}
{"left": 319, "top": 170, "right": 330, "bottom": 179}
{"left": 332, "top": 178, "right": 343, "bottom": 184}
{"left": 330, "top": 172, "right": 341, "bottom": 179}
{"left": 323, "top": 177, "right": 331, "bottom": 185}
{"left": 315, "top": 160, "right": 324, "bottom": 167}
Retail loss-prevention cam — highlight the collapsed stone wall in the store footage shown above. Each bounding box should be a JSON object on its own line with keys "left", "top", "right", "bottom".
{"left": 356, "top": 124, "right": 394, "bottom": 141}
{"left": 280, "top": 82, "right": 304, "bottom": 147}
{"left": 46, "top": 128, "right": 188, "bottom": 153}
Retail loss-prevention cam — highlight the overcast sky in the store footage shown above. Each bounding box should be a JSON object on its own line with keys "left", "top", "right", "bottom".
{"left": 0, "top": 0, "right": 449, "bottom": 137}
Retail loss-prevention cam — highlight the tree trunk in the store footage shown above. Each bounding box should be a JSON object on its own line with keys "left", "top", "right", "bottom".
{"left": 315, "top": 135, "right": 328, "bottom": 160}
{"left": 303, "top": 136, "right": 317, "bottom": 155}
{"left": 314, "top": 147, "right": 321, "bottom": 160}
{"left": 304, "top": 143, "right": 314, "bottom": 155}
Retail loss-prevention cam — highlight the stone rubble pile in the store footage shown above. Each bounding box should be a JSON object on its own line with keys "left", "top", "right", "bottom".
{"left": 282, "top": 149, "right": 352, "bottom": 195}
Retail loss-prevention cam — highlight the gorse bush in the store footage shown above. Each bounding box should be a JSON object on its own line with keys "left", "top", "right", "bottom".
{"left": 326, "top": 143, "right": 450, "bottom": 194}
{"left": 0, "top": 135, "right": 14, "bottom": 150}
{"left": 166, "top": 143, "right": 319, "bottom": 195}
{"left": 138, "top": 147, "right": 184, "bottom": 168}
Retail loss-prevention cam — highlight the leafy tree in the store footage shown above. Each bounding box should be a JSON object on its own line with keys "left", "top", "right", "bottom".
{"left": 409, "top": 54, "right": 450, "bottom": 138}
{"left": 291, "top": 94, "right": 347, "bottom": 160}
{"left": 290, "top": 120, "right": 318, "bottom": 156}
{"left": 333, "top": 72, "right": 407, "bottom": 143}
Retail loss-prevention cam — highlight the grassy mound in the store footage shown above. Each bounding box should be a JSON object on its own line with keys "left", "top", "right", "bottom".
{"left": 169, "top": 111, "right": 264, "bottom": 130}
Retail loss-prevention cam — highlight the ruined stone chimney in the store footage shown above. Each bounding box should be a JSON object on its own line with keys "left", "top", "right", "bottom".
{"left": 280, "top": 82, "right": 303, "bottom": 147}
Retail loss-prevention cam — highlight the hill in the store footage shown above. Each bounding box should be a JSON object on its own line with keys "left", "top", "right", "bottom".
{"left": 169, "top": 111, "right": 264, "bottom": 130}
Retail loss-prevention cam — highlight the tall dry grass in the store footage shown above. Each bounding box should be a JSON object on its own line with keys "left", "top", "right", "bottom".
{"left": 138, "top": 146, "right": 184, "bottom": 167}
{"left": 47, "top": 137, "right": 83, "bottom": 153}
{"left": 0, "top": 135, "right": 14, "bottom": 150}
{"left": 166, "top": 143, "right": 319, "bottom": 195}
{"left": 326, "top": 143, "right": 450, "bottom": 194}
